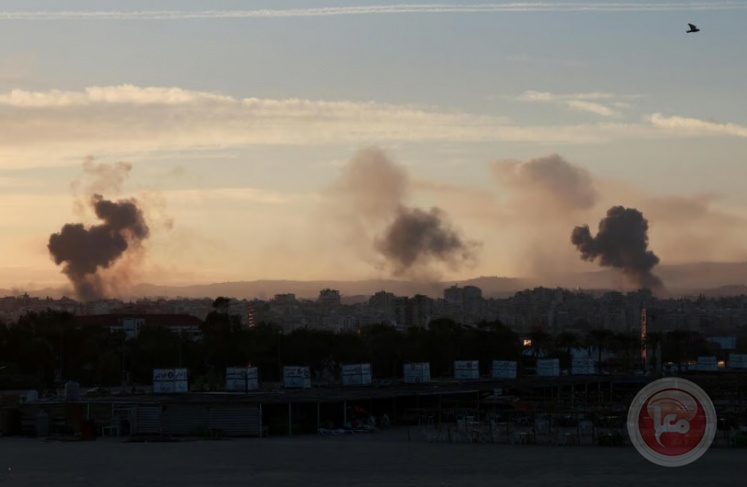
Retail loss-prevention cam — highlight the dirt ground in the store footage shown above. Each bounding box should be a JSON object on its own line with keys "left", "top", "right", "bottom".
{"left": 0, "top": 428, "right": 742, "bottom": 486}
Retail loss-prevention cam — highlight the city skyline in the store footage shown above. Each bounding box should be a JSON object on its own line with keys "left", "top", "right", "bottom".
{"left": 2, "top": 1, "right": 747, "bottom": 297}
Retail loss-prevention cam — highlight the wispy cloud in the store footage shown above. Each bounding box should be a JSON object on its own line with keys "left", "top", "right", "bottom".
{"left": 648, "top": 113, "right": 747, "bottom": 137}
{"left": 164, "top": 187, "right": 307, "bottom": 205}
{"left": 0, "top": 3, "right": 745, "bottom": 20}
{"left": 0, "top": 85, "right": 744, "bottom": 168}
{"left": 515, "top": 90, "right": 641, "bottom": 117}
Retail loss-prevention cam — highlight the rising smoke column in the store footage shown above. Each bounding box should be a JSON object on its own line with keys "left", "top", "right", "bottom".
{"left": 48, "top": 193, "right": 150, "bottom": 301}
{"left": 374, "top": 206, "right": 478, "bottom": 276}
{"left": 571, "top": 206, "right": 664, "bottom": 290}
{"left": 489, "top": 153, "right": 600, "bottom": 279}
{"left": 492, "top": 153, "right": 598, "bottom": 213}
{"left": 326, "top": 146, "right": 479, "bottom": 278}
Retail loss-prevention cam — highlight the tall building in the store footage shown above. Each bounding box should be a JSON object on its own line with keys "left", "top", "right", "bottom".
{"left": 408, "top": 294, "right": 433, "bottom": 328}
{"left": 462, "top": 285, "right": 484, "bottom": 323}
{"left": 443, "top": 284, "right": 485, "bottom": 325}
{"left": 369, "top": 291, "right": 396, "bottom": 323}
{"left": 444, "top": 285, "right": 464, "bottom": 319}
{"left": 318, "top": 289, "right": 341, "bottom": 308}
{"left": 393, "top": 296, "right": 409, "bottom": 328}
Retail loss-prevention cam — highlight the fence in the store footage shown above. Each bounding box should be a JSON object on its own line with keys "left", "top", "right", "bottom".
{"left": 414, "top": 410, "right": 747, "bottom": 448}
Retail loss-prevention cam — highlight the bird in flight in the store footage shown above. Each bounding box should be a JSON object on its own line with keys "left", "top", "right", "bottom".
{"left": 686, "top": 23, "right": 700, "bottom": 33}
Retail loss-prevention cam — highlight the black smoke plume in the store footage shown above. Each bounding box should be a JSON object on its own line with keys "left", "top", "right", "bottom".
{"left": 374, "top": 206, "right": 478, "bottom": 276}
{"left": 48, "top": 193, "right": 150, "bottom": 301}
{"left": 326, "top": 147, "right": 479, "bottom": 278}
{"left": 571, "top": 206, "right": 663, "bottom": 290}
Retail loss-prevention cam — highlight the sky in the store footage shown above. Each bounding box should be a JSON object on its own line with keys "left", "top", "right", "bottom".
{"left": 1, "top": 0, "right": 747, "bottom": 295}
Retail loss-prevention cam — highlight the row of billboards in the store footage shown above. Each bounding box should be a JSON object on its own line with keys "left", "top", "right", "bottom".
{"left": 153, "top": 353, "right": 747, "bottom": 393}
{"left": 688, "top": 354, "right": 747, "bottom": 371}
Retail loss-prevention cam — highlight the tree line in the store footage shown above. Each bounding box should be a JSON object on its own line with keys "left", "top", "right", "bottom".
{"left": 0, "top": 301, "right": 743, "bottom": 392}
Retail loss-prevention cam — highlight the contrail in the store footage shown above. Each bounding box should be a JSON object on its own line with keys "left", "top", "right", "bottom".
{"left": 0, "top": 3, "right": 745, "bottom": 20}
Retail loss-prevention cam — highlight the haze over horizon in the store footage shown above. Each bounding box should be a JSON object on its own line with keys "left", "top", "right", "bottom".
{"left": 2, "top": 1, "right": 747, "bottom": 299}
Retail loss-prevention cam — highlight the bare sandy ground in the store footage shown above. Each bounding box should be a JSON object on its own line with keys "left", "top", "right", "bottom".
{"left": 0, "top": 428, "right": 742, "bottom": 486}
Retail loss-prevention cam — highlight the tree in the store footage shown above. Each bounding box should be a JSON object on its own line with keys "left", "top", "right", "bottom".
{"left": 473, "top": 320, "right": 521, "bottom": 375}
{"left": 585, "top": 328, "right": 615, "bottom": 375}
{"left": 645, "top": 331, "right": 664, "bottom": 372}
{"left": 555, "top": 331, "right": 580, "bottom": 371}
{"left": 212, "top": 296, "right": 231, "bottom": 311}
{"left": 246, "top": 322, "right": 284, "bottom": 381}
{"left": 611, "top": 331, "right": 639, "bottom": 374}
{"left": 359, "top": 324, "right": 403, "bottom": 379}
{"left": 428, "top": 318, "right": 463, "bottom": 377}
{"left": 201, "top": 310, "right": 249, "bottom": 373}
{"left": 528, "top": 327, "right": 552, "bottom": 360}
{"left": 664, "top": 329, "right": 691, "bottom": 373}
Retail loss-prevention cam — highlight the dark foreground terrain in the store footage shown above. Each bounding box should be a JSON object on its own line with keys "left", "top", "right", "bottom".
{"left": 0, "top": 428, "right": 742, "bottom": 486}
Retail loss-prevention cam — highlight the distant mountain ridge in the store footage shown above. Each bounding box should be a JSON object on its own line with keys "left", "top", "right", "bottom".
{"left": 126, "top": 276, "right": 530, "bottom": 300}
{"left": 4, "top": 261, "right": 747, "bottom": 301}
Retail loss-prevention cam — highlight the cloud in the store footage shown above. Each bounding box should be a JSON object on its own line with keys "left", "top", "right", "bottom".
{"left": 0, "top": 84, "right": 527, "bottom": 168}
{"left": 515, "top": 90, "right": 642, "bottom": 117}
{"left": 648, "top": 113, "right": 747, "bottom": 137}
{"left": 565, "top": 100, "right": 618, "bottom": 117}
{"left": 0, "top": 3, "right": 744, "bottom": 20}
{"left": 0, "top": 85, "right": 745, "bottom": 169}
{"left": 0, "top": 85, "right": 235, "bottom": 107}
{"left": 492, "top": 153, "right": 598, "bottom": 212}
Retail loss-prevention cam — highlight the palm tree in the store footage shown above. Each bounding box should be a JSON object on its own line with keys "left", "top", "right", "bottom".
{"left": 612, "top": 331, "right": 639, "bottom": 374}
{"left": 555, "top": 331, "right": 580, "bottom": 371}
{"left": 529, "top": 327, "right": 552, "bottom": 360}
{"left": 666, "top": 329, "right": 691, "bottom": 373}
{"left": 585, "top": 329, "right": 615, "bottom": 375}
{"left": 645, "top": 331, "right": 664, "bottom": 373}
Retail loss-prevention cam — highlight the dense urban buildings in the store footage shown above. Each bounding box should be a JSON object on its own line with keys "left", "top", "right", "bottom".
{"left": 3, "top": 285, "right": 747, "bottom": 338}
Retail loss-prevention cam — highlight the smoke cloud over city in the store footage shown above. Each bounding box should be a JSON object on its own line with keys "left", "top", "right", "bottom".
{"left": 485, "top": 153, "right": 601, "bottom": 280}
{"left": 571, "top": 206, "right": 664, "bottom": 291}
{"left": 374, "top": 206, "right": 478, "bottom": 277}
{"left": 492, "top": 153, "right": 598, "bottom": 213}
{"left": 48, "top": 160, "right": 152, "bottom": 301}
{"left": 324, "top": 146, "right": 479, "bottom": 279}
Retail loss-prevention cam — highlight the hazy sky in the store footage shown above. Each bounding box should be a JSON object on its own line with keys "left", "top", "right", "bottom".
{"left": 2, "top": 0, "right": 747, "bottom": 293}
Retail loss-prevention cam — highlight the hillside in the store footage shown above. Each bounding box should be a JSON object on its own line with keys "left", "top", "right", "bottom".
{"left": 5, "top": 261, "right": 747, "bottom": 301}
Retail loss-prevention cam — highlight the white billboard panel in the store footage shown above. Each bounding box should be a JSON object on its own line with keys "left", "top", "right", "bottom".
{"left": 728, "top": 353, "right": 747, "bottom": 369}
{"left": 226, "top": 367, "right": 260, "bottom": 391}
{"left": 696, "top": 356, "right": 718, "bottom": 372}
{"left": 342, "top": 363, "right": 372, "bottom": 386}
{"left": 571, "top": 358, "right": 597, "bottom": 375}
{"left": 153, "top": 381, "right": 174, "bottom": 394}
{"left": 153, "top": 368, "right": 189, "bottom": 393}
{"left": 491, "top": 360, "right": 517, "bottom": 379}
{"left": 403, "top": 362, "right": 430, "bottom": 384}
{"left": 536, "top": 359, "right": 560, "bottom": 377}
{"left": 454, "top": 360, "right": 479, "bottom": 380}
{"left": 283, "top": 366, "right": 311, "bottom": 388}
